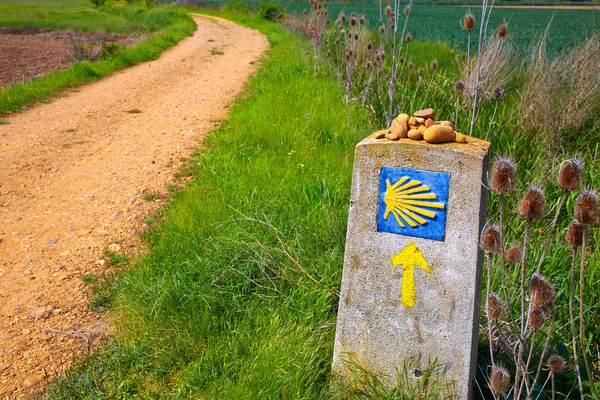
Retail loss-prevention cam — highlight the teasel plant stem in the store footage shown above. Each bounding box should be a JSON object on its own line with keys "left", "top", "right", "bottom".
{"left": 469, "top": 0, "right": 489, "bottom": 137}
{"left": 536, "top": 190, "right": 567, "bottom": 274}
{"left": 579, "top": 226, "right": 599, "bottom": 400}
{"left": 569, "top": 250, "right": 585, "bottom": 400}
{"left": 486, "top": 252, "right": 496, "bottom": 369}
{"left": 527, "top": 308, "right": 555, "bottom": 398}
{"left": 498, "top": 195, "right": 512, "bottom": 319}
{"left": 514, "top": 219, "right": 531, "bottom": 400}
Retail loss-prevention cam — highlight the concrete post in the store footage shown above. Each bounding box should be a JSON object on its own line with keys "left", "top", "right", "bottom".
{"left": 332, "top": 133, "right": 491, "bottom": 399}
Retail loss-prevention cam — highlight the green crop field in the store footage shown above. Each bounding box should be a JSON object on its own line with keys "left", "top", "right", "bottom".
{"left": 214, "top": 0, "right": 600, "bottom": 56}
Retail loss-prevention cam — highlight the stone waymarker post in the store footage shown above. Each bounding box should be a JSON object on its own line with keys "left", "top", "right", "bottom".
{"left": 332, "top": 133, "right": 490, "bottom": 399}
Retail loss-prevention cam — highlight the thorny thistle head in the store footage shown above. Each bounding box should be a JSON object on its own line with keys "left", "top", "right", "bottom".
{"left": 575, "top": 190, "right": 598, "bottom": 225}
{"left": 481, "top": 224, "right": 502, "bottom": 253}
{"left": 519, "top": 187, "right": 545, "bottom": 220}
{"left": 506, "top": 244, "right": 522, "bottom": 263}
{"left": 489, "top": 365, "right": 510, "bottom": 394}
{"left": 491, "top": 86, "right": 504, "bottom": 100}
{"left": 490, "top": 157, "right": 516, "bottom": 194}
{"left": 463, "top": 13, "right": 475, "bottom": 31}
{"left": 566, "top": 222, "right": 584, "bottom": 248}
{"left": 487, "top": 293, "right": 503, "bottom": 319}
{"left": 528, "top": 307, "right": 547, "bottom": 330}
{"left": 558, "top": 157, "right": 583, "bottom": 191}
{"left": 496, "top": 24, "right": 508, "bottom": 38}
{"left": 530, "top": 273, "right": 556, "bottom": 307}
{"left": 547, "top": 355, "right": 566, "bottom": 374}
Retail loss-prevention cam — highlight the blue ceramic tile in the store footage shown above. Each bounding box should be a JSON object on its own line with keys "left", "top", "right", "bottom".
{"left": 377, "top": 167, "right": 450, "bottom": 241}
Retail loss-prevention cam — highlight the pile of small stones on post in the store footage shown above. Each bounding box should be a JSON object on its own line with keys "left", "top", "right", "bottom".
{"left": 374, "top": 108, "right": 468, "bottom": 144}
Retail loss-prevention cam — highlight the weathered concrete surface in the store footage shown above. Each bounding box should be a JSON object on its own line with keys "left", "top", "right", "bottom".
{"left": 332, "top": 134, "right": 491, "bottom": 399}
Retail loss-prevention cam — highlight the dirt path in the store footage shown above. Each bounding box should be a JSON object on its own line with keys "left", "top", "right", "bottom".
{"left": 0, "top": 15, "right": 268, "bottom": 398}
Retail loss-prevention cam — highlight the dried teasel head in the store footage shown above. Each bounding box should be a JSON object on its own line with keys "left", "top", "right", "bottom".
{"left": 418, "top": 68, "right": 425, "bottom": 76}
{"left": 430, "top": 60, "right": 438, "bottom": 70}
{"left": 326, "top": 50, "right": 331, "bottom": 57}
{"left": 506, "top": 244, "right": 522, "bottom": 263}
{"left": 487, "top": 293, "right": 503, "bottom": 319}
{"left": 454, "top": 80, "right": 465, "bottom": 92}
{"left": 491, "top": 86, "right": 504, "bottom": 100}
{"left": 399, "top": 57, "right": 405, "bottom": 64}
{"left": 547, "top": 355, "right": 566, "bottom": 374}
{"left": 463, "top": 13, "right": 475, "bottom": 31}
{"left": 489, "top": 365, "right": 510, "bottom": 394}
{"left": 528, "top": 307, "right": 547, "bottom": 330}
{"left": 566, "top": 222, "right": 584, "bottom": 248}
{"left": 405, "top": 33, "right": 412, "bottom": 42}
{"left": 575, "top": 190, "right": 599, "bottom": 226}
{"left": 379, "top": 25, "right": 385, "bottom": 34}
{"left": 385, "top": 6, "right": 392, "bottom": 17}
{"left": 481, "top": 224, "right": 502, "bottom": 253}
{"left": 350, "top": 17, "right": 357, "bottom": 26}
{"left": 354, "top": 33, "right": 359, "bottom": 41}
{"left": 496, "top": 24, "right": 508, "bottom": 38}
{"left": 530, "top": 273, "right": 556, "bottom": 307}
{"left": 519, "top": 187, "right": 545, "bottom": 220}
{"left": 303, "top": 9, "right": 307, "bottom": 16}
{"left": 359, "top": 16, "right": 365, "bottom": 25}
{"left": 404, "top": 5, "right": 410, "bottom": 16}
{"left": 367, "top": 42, "right": 373, "bottom": 50}
{"left": 340, "top": 13, "right": 346, "bottom": 22}
{"left": 558, "top": 157, "right": 583, "bottom": 191}
{"left": 490, "top": 157, "right": 517, "bottom": 195}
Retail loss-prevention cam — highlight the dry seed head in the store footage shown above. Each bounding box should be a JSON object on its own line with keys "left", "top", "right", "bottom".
{"left": 390, "top": 23, "right": 395, "bottom": 30}
{"left": 506, "top": 244, "right": 522, "bottom": 263}
{"left": 354, "top": 33, "right": 359, "bottom": 40}
{"left": 303, "top": 9, "right": 307, "bottom": 15}
{"left": 351, "top": 12, "right": 355, "bottom": 17}
{"left": 528, "top": 307, "right": 547, "bottom": 330}
{"left": 359, "top": 16, "right": 365, "bottom": 25}
{"left": 547, "top": 355, "right": 566, "bottom": 374}
{"left": 326, "top": 50, "right": 331, "bottom": 57}
{"left": 490, "top": 157, "right": 517, "bottom": 194}
{"left": 481, "top": 224, "right": 502, "bottom": 253}
{"left": 350, "top": 17, "right": 357, "bottom": 26}
{"left": 430, "top": 60, "right": 438, "bottom": 70}
{"left": 519, "top": 187, "right": 545, "bottom": 220}
{"left": 347, "top": 49, "right": 353, "bottom": 57}
{"left": 334, "top": 38, "right": 340, "bottom": 45}
{"left": 558, "top": 158, "right": 583, "bottom": 191}
{"left": 575, "top": 190, "right": 598, "bottom": 225}
{"left": 404, "top": 5, "right": 410, "bottom": 16}
{"left": 367, "top": 42, "right": 373, "bottom": 50}
{"left": 340, "top": 14, "right": 346, "bottom": 22}
{"left": 385, "top": 6, "right": 392, "bottom": 17}
{"left": 399, "top": 57, "right": 405, "bottom": 64}
{"left": 463, "top": 13, "right": 475, "bottom": 30}
{"left": 496, "top": 24, "right": 508, "bottom": 38}
{"left": 454, "top": 80, "right": 465, "bottom": 92}
{"left": 492, "top": 86, "right": 504, "bottom": 100}
{"left": 487, "top": 293, "right": 503, "bottom": 319}
{"left": 379, "top": 25, "right": 385, "bottom": 34}
{"left": 489, "top": 365, "right": 510, "bottom": 394}
{"left": 418, "top": 68, "right": 425, "bottom": 76}
{"left": 530, "top": 273, "right": 556, "bottom": 307}
{"left": 566, "top": 222, "right": 584, "bottom": 248}
{"left": 347, "top": 31, "right": 352, "bottom": 38}
{"left": 405, "top": 33, "right": 412, "bottom": 42}
{"left": 408, "top": 61, "right": 414, "bottom": 69}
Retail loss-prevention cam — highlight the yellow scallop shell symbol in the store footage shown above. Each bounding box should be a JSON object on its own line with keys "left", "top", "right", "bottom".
{"left": 383, "top": 177, "right": 445, "bottom": 228}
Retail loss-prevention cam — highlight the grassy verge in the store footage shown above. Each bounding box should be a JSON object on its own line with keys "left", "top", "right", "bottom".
{"left": 46, "top": 12, "right": 377, "bottom": 399}
{"left": 0, "top": 4, "right": 196, "bottom": 115}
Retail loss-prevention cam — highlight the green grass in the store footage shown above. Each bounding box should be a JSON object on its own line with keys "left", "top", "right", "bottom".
{"left": 0, "top": 2, "right": 196, "bottom": 115}
{"left": 46, "top": 6, "right": 600, "bottom": 400}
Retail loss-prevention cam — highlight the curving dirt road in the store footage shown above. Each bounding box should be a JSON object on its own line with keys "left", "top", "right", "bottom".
{"left": 0, "top": 15, "right": 268, "bottom": 398}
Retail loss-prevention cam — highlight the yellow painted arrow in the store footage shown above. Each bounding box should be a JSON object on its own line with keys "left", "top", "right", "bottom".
{"left": 390, "top": 242, "right": 433, "bottom": 308}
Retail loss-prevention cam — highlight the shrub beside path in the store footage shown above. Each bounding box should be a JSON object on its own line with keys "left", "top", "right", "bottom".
{"left": 0, "top": 15, "right": 268, "bottom": 398}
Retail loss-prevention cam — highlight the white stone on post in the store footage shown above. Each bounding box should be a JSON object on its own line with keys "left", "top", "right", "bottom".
{"left": 332, "top": 134, "right": 491, "bottom": 399}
